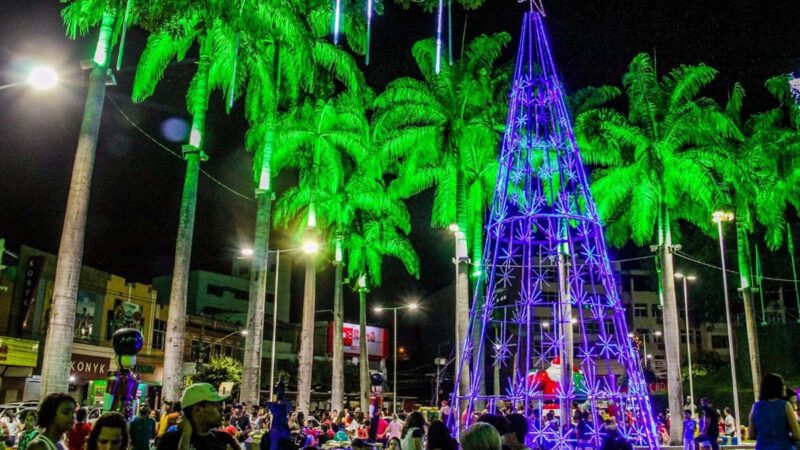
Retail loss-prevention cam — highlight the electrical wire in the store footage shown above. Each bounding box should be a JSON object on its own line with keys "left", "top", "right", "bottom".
{"left": 609, "top": 255, "right": 657, "bottom": 263}
{"left": 675, "top": 251, "right": 800, "bottom": 283}
{"left": 106, "top": 95, "right": 254, "bottom": 202}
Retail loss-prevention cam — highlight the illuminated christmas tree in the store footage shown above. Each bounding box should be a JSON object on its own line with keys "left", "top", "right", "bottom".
{"left": 451, "top": 9, "right": 660, "bottom": 449}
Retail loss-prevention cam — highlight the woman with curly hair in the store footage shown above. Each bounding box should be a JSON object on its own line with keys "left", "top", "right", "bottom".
{"left": 87, "top": 412, "right": 129, "bottom": 450}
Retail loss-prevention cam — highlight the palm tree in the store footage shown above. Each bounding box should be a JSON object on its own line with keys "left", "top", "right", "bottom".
{"left": 345, "top": 188, "right": 420, "bottom": 410}
{"left": 240, "top": 1, "right": 367, "bottom": 406}
{"left": 41, "top": 0, "right": 123, "bottom": 398}
{"left": 373, "top": 34, "right": 508, "bottom": 400}
{"left": 573, "top": 53, "right": 741, "bottom": 444}
{"left": 132, "top": 5, "right": 240, "bottom": 403}
{"left": 272, "top": 96, "right": 368, "bottom": 413}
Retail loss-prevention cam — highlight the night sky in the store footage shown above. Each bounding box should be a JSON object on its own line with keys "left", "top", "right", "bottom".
{"left": 1, "top": 0, "right": 799, "bottom": 370}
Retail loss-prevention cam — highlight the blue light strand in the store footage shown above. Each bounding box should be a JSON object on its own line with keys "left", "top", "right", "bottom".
{"left": 365, "top": 0, "right": 373, "bottom": 65}
{"left": 435, "top": 0, "right": 444, "bottom": 74}
{"left": 333, "top": 0, "right": 342, "bottom": 45}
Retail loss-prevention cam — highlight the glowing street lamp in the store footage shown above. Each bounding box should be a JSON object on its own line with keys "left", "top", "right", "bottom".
{"left": 240, "top": 248, "right": 254, "bottom": 257}
{"left": 28, "top": 66, "right": 59, "bottom": 90}
{"left": 302, "top": 240, "right": 320, "bottom": 254}
{"left": 712, "top": 210, "right": 741, "bottom": 441}
{"left": 0, "top": 65, "right": 59, "bottom": 91}
{"left": 373, "top": 301, "right": 420, "bottom": 413}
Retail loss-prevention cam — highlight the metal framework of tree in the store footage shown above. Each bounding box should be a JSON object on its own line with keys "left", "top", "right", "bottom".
{"left": 450, "top": 11, "right": 659, "bottom": 449}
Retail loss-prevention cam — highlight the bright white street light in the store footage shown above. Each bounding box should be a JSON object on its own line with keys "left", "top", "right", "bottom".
{"left": 302, "top": 240, "right": 320, "bottom": 254}
{"left": 240, "top": 330, "right": 248, "bottom": 336}
{"left": 374, "top": 306, "right": 384, "bottom": 313}
{"left": 408, "top": 303, "right": 418, "bottom": 310}
{"left": 448, "top": 223, "right": 460, "bottom": 232}
{"left": 28, "top": 66, "right": 59, "bottom": 90}
{"left": 240, "top": 248, "right": 254, "bottom": 257}
{"left": 654, "top": 330, "right": 662, "bottom": 337}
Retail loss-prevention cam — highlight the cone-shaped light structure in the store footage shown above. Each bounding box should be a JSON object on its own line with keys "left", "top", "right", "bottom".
{"left": 450, "top": 11, "right": 660, "bottom": 449}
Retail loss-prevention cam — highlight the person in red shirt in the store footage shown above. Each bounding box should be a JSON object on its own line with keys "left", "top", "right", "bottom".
{"left": 66, "top": 407, "right": 92, "bottom": 450}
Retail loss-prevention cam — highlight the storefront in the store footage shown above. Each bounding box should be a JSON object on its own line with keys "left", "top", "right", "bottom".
{"left": 0, "top": 336, "right": 39, "bottom": 402}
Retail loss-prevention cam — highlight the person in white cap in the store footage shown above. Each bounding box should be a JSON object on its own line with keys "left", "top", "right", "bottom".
{"left": 157, "top": 383, "right": 238, "bottom": 450}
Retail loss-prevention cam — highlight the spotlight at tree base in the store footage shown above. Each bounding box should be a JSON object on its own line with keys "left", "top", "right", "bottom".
{"left": 27, "top": 66, "right": 58, "bottom": 90}
{"left": 302, "top": 240, "right": 320, "bottom": 254}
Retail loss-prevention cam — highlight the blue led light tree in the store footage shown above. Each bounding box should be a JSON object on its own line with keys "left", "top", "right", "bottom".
{"left": 450, "top": 10, "right": 660, "bottom": 449}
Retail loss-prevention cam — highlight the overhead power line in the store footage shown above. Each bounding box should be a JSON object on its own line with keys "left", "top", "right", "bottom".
{"left": 106, "top": 95, "right": 254, "bottom": 202}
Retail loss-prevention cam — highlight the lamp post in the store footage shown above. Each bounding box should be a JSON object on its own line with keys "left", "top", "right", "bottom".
{"left": 374, "top": 302, "right": 419, "bottom": 414}
{"left": 713, "top": 210, "right": 741, "bottom": 442}
{"left": 675, "top": 272, "right": 697, "bottom": 414}
{"left": 242, "top": 244, "right": 318, "bottom": 401}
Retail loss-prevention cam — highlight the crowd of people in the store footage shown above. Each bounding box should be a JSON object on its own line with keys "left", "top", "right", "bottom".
{"left": 2, "top": 373, "right": 799, "bottom": 450}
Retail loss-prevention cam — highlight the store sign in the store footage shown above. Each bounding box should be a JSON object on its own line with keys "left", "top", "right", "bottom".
{"left": 71, "top": 355, "right": 111, "bottom": 378}
{"left": 134, "top": 364, "right": 155, "bottom": 374}
{"left": 0, "top": 337, "right": 39, "bottom": 367}
{"left": 328, "top": 322, "right": 388, "bottom": 359}
{"left": 21, "top": 256, "right": 44, "bottom": 330}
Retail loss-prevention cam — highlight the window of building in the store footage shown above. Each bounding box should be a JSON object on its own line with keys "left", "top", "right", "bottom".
{"left": 584, "top": 322, "right": 600, "bottom": 335}
{"left": 207, "top": 284, "right": 225, "bottom": 296}
{"left": 634, "top": 304, "right": 648, "bottom": 317}
{"left": 224, "top": 346, "right": 233, "bottom": 357}
{"left": 213, "top": 344, "right": 222, "bottom": 358}
{"left": 712, "top": 335, "right": 729, "bottom": 349}
{"left": 152, "top": 319, "right": 167, "bottom": 350}
{"left": 233, "top": 289, "right": 249, "bottom": 300}
{"left": 650, "top": 304, "right": 662, "bottom": 319}
{"left": 190, "top": 340, "right": 201, "bottom": 361}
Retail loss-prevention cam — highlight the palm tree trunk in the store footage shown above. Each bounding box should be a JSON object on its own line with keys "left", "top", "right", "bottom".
{"left": 161, "top": 46, "right": 211, "bottom": 403}
{"left": 240, "top": 190, "right": 273, "bottom": 406}
{"left": 359, "top": 286, "right": 369, "bottom": 410}
{"left": 40, "top": 9, "right": 115, "bottom": 398}
{"left": 455, "top": 172, "right": 477, "bottom": 404}
{"left": 296, "top": 253, "right": 317, "bottom": 413}
{"left": 241, "top": 107, "right": 278, "bottom": 406}
{"left": 331, "top": 239, "right": 345, "bottom": 412}
{"left": 735, "top": 217, "right": 761, "bottom": 399}
{"left": 659, "top": 207, "right": 684, "bottom": 445}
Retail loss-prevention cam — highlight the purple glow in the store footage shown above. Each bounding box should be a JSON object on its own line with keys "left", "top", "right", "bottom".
{"left": 450, "top": 12, "right": 660, "bottom": 449}
{"left": 161, "top": 117, "right": 190, "bottom": 143}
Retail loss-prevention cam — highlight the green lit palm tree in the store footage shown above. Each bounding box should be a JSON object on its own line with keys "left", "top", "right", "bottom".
{"left": 272, "top": 96, "right": 369, "bottom": 413}
{"left": 42, "top": 0, "right": 127, "bottom": 398}
{"left": 573, "top": 53, "right": 741, "bottom": 444}
{"left": 345, "top": 188, "right": 420, "bottom": 411}
{"left": 131, "top": 5, "right": 241, "bottom": 403}
{"left": 373, "top": 34, "right": 508, "bottom": 400}
{"left": 238, "top": 0, "right": 366, "bottom": 406}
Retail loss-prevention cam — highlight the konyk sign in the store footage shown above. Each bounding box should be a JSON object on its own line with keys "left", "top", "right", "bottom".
{"left": 71, "top": 355, "right": 111, "bottom": 378}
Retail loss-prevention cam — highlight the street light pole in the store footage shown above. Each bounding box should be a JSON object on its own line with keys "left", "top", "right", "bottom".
{"left": 714, "top": 211, "right": 741, "bottom": 442}
{"left": 675, "top": 273, "right": 697, "bottom": 414}
{"left": 374, "top": 302, "right": 418, "bottom": 414}
{"left": 269, "top": 249, "right": 281, "bottom": 401}
{"left": 394, "top": 307, "right": 398, "bottom": 414}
